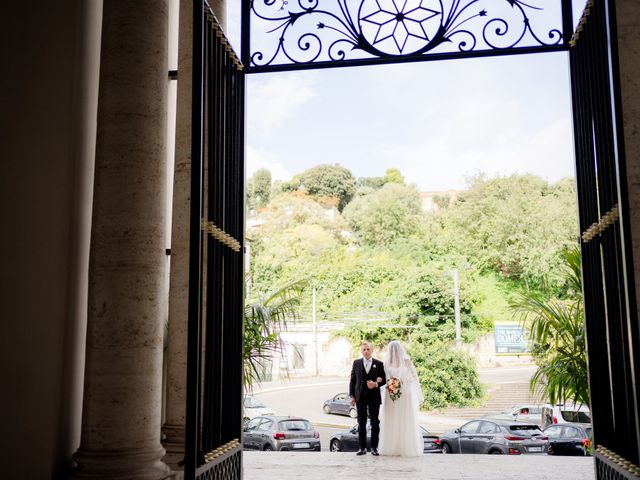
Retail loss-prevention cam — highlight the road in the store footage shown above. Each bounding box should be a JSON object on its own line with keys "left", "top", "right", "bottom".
{"left": 250, "top": 365, "right": 537, "bottom": 438}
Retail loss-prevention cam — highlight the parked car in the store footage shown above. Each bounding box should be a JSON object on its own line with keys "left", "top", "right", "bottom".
{"left": 329, "top": 422, "right": 441, "bottom": 453}
{"left": 243, "top": 395, "right": 275, "bottom": 421}
{"left": 242, "top": 416, "right": 321, "bottom": 451}
{"left": 438, "top": 419, "right": 549, "bottom": 455}
{"left": 544, "top": 423, "right": 593, "bottom": 456}
{"left": 489, "top": 404, "right": 544, "bottom": 426}
{"left": 541, "top": 404, "right": 591, "bottom": 428}
{"left": 323, "top": 392, "right": 357, "bottom": 418}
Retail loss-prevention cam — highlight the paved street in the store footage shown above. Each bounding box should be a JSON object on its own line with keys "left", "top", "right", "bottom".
{"left": 244, "top": 452, "right": 596, "bottom": 480}
{"left": 250, "top": 365, "right": 538, "bottom": 436}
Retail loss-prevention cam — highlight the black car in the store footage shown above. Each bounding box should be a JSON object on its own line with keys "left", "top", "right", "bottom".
{"left": 438, "top": 419, "right": 549, "bottom": 455}
{"left": 323, "top": 392, "right": 357, "bottom": 418}
{"left": 243, "top": 416, "right": 321, "bottom": 452}
{"left": 329, "top": 422, "right": 441, "bottom": 453}
{"left": 544, "top": 423, "right": 592, "bottom": 456}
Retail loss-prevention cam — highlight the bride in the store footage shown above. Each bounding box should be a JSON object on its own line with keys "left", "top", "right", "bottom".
{"left": 378, "top": 340, "right": 424, "bottom": 457}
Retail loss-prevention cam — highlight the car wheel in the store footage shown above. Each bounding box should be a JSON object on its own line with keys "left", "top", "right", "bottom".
{"left": 263, "top": 444, "right": 273, "bottom": 451}
{"left": 441, "top": 442, "right": 451, "bottom": 454}
{"left": 330, "top": 439, "right": 342, "bottom": 452}
{"left": 323, "top": 405, "right": 331, "bottom": 414}
{"left": 489, "top": 449, "right": 503, "bottom": 455}
{"left": 349, "top": 408, "right": 357, "bottom": 418}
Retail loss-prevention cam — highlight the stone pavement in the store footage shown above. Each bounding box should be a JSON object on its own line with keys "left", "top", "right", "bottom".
{"left": 243, "top": 452, "right": 596, "bottom": 480}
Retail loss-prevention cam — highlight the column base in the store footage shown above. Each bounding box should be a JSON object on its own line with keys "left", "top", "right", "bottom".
{"left": 162, "top": 423, "right": 186, "bottom": 470}
{"left": 70, "top": 445, "right": 172, "bottom": 480}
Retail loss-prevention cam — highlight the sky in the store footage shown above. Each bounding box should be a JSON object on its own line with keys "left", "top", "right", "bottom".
{"left": 227, "top": 2, "right": 586, "bottom": 192}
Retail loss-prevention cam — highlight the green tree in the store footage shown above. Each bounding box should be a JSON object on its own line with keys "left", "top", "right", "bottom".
{"left": 357, "top": 176, "right": 387, "bottom": 190}
{"left": 511, "top": 245, "right": 588, "bottom": 405}
{"left": 431, "top": 174, "right": 578, "bottom": 290}
{"left": 250, "top": 168, "right": 272, "bottom": 208}
{"left": 284, "top": 164, "right": 356, "bottom": 211}
{"left": 343, "top": 183, "right": 425, "bottom": 246}
{"left": 244, "top": 280, "right": 307, "bottom": 390}
{"left": 384, "top": 167, "right": 405, "bottom": 185}
{"left": 410, "top": 342, "right": 484, "bottom": 409}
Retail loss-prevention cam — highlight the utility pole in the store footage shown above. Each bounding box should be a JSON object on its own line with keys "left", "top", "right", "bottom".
{"left": 453, "top": 268, "right": 462, "bottom": 349}
{"left": 312, "top": 287, "right": 318, "bottom": 376}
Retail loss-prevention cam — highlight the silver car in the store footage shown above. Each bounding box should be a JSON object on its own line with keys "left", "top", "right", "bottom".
{"left": 438, "top": 419, "right": 549, "bottom": 455}
{"left": 242, "top": 416, "right": 321, "bottom": 452}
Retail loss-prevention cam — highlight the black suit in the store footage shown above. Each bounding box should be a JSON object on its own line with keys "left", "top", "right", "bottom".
{"left": 349, "top": 358, "right": 386, "bottom": 450}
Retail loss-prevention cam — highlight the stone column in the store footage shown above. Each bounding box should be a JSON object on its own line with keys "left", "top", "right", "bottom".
{"left": 616, "top": 1, "right": 640, "bottom": 321}
{"left": 71, "top": 0, "right": 171, "bottom": 478}
{"left": 162, "top": 0, "right": 193, "bottom": 467}
{"left": 162, "top": 0, "right": 227, "bottom": 468}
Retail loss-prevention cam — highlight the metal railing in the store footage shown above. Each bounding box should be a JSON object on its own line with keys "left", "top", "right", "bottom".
{"left": 570, "top": 0, "right": 640, "bottom": 477}
{"left": 185, "top": 2, "right": 245, "bottom": 479}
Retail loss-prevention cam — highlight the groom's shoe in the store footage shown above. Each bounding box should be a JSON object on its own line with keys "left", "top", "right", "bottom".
{"left": 356, "top": 449, "right": 366, "bottom": 455}
{"left": 371, "top": 449, "right": 379, "bottom": 456}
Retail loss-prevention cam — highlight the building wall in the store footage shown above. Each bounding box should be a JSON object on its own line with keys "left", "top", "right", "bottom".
{"left": 272, "top": 326, "right": 353, "bottom": 379}
{"left": 0, "top": 1, "right": 102, "bottom": 478}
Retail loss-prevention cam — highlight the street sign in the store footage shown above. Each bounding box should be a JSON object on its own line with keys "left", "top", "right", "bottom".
{"left": 494, "top": 324, "right": 529, "bottom": 354}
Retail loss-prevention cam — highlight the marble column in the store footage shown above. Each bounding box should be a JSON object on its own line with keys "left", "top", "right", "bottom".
{"left": 162, "top": 0, "right": 228, "bottom": 468}
{"left": 162, "top": 0, "right": 193, "bottom": 467}
{"left": 70, "top": 0, "right": 171, "bottom": 478}
{"left": 616, "top": 1, "right": 640, "bottom": 320}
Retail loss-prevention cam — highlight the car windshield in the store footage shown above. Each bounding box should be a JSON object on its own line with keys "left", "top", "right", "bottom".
{"left": 244, "top": 397, "right": 266, "bottom": 408}
{"left": 586, "top": 427, "right": 593, "bottom": 438}
{"left": 279, "top": 420, "right": 311, "bottom": 431}
{"left": 509, "top": 425, "right": 543, "bottom": 436}
{"left": 560, "top": 410, "right": 591, "bottom": 423}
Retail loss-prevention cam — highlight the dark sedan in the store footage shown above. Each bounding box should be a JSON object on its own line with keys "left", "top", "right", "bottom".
{"left": 438, "top": 419, "right": 549, "bottom": 455}
{"left": 544, "top": 423, "right": 592, "bottom": 456}
{"left": 323, "top": 392, "right": 357, "bottom": 418}
{"left": 242, "top": 416, "right": 321, "bottom": 452}
{"left": 329, "top": 422, "right": 441, "bottom": 453}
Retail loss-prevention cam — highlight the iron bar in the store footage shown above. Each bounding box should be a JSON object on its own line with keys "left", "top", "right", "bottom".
{"left": 186, "top": 0, "right": 206, "bottom": 477}
{"left": 245, "top": 44, "right": 569, "bottom": 74}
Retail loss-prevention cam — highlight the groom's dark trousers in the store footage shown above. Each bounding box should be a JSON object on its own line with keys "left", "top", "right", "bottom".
{"left": 349, "top": 358, "right": 386, "bottom": 451}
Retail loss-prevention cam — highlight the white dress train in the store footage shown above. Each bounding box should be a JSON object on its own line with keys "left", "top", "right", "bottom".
{"left": 378, "top": 359, "right": 423, "bottom": 457}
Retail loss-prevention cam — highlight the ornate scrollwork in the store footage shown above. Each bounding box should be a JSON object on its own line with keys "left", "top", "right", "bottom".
{"left": 247, "top": 0, "right": 567, "bottom": 69}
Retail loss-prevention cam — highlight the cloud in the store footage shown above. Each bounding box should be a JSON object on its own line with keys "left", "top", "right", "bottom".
{"left": 373, "top": 100, "right": 575, "bottom": 191}
{"left": 247, "top": 72, "right": 317, "bottom": 139}
{"left": 247, "top": 146, "right": 293, "bottom": 181}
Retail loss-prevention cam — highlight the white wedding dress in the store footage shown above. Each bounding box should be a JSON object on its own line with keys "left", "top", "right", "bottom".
{"left": 378, "top": 344, "right": 424, "bottom": 457}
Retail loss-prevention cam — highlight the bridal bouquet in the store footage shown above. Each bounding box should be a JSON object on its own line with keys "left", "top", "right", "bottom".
{"left": 387, "top": 377, "right": 402, "bottom": 401}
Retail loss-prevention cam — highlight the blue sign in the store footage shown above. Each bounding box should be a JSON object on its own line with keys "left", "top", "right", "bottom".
{"left": 494, "top": 324, "right": 529, "bottom": 354}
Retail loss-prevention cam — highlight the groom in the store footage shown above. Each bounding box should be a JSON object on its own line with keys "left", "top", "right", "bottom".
{"left": 349, "top": 341, "right": 386, "bottom": 456}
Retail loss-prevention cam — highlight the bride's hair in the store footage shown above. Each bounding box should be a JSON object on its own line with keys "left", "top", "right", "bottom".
{"left": 385, "top": 340, "right": 409, "bottom": 367}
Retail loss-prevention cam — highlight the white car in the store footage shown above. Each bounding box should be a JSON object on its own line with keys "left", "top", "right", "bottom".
{"left": 487, "top": 404, "right": 544, "bottom": 426}
{"left": 243, "top": 396, "right": 275, "bottom": 421}
{"left": 541, "top": 404, "right": 591, "bottom": 428}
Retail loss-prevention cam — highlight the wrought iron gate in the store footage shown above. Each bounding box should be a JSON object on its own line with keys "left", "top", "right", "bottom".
{"left": 570, "top": 1, "right": 640, "bottom": 478}
{"left": 184, "top": 2, "right": 245, "bottom": 479}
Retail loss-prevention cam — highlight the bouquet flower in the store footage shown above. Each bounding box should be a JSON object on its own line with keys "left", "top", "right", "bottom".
{"left": 387, "top": 377, "right": 402, "bottom": 401}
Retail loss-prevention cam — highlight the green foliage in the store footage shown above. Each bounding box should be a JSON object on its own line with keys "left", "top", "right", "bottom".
{"left": 343, "top": 183, "right": 425, "bottom": 246}
{"left": 384, "top": 167, "right": 405, "bottom": 185}
{"left": 248, "top": 168, "right": 272, "bottom": 208}
{"left": 357, "top": 176, "right": 387, "bottom": 190}
{"left": 335, "top": 323, "right": 484, "bottom": 409}
{"left": 283, "top": 164, "right": 357, "bottom": 211}
{"left": 410, "top": 342, "right": 484, "bottom": 409}
{"left": 511, "top": 245, "right": 588, "bottom": 405}
{"left": 243, "top": 280, "right": 307, "bottom": 390}
{"left": 247, "top": 167, "right": 580, "bottom": 408}
{"left": 430, "top": 174, "right": 578, "bottom": 291}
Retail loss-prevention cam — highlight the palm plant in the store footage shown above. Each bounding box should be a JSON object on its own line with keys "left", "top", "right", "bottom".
{"left": 243, "top": 279, "right": 307, "bottom": 391}
{"left": 511, "top": 245, "right": 589, "bottom": 406}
